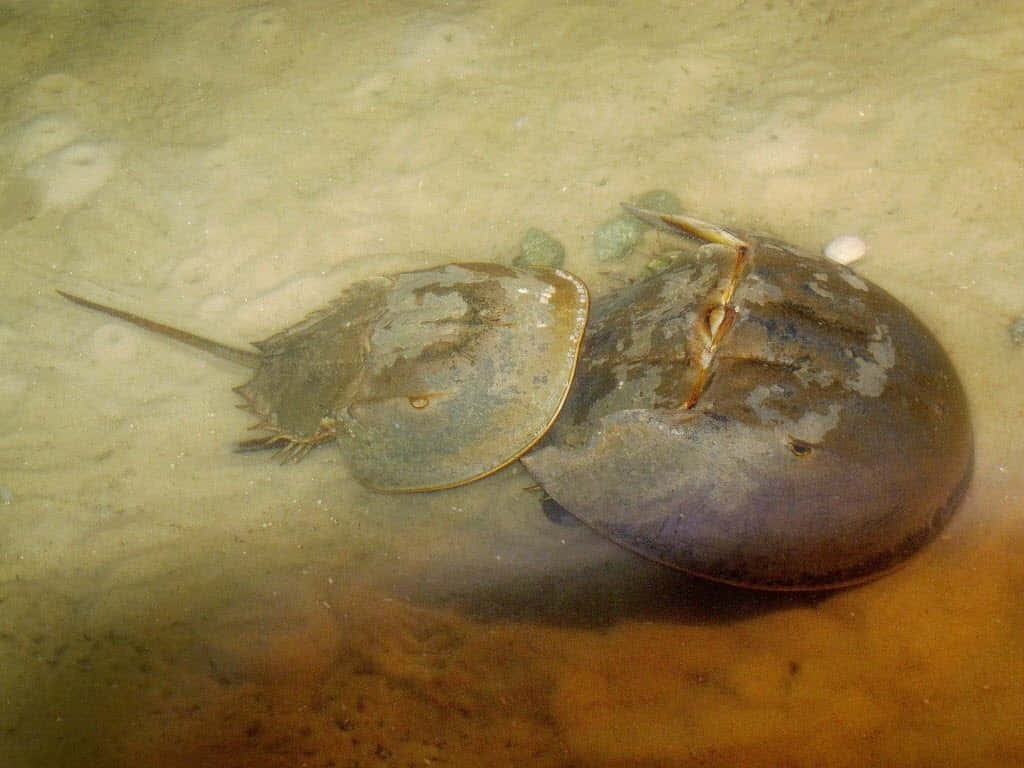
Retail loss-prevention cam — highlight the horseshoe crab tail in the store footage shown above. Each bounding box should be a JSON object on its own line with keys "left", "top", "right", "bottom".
{"left": 57, "top": 290, "right": 262, "bottom": 369}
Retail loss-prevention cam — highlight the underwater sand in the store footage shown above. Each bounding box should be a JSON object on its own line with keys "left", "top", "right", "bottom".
{"left": 1, "top": 1, "right": 1022, "bottom": 766}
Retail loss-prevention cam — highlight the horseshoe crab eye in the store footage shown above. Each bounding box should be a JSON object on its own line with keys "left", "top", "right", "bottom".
{"left": 786, "top": 436, "right": 815, "bottom": 457}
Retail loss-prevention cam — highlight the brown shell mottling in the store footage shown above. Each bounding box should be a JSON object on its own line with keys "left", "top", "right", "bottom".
{"left": 330, "top": 263, "right": 588, "bottom": 491}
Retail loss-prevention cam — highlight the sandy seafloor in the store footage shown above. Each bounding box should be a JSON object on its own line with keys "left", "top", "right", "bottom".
{"left": 1, "top": 0, "right": 1022, "bottom": 765}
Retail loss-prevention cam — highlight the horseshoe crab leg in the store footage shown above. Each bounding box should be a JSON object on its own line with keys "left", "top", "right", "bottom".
{"left": 621, "top": 205, "right": 750, "bottom": 410}
{"left": 620, "top": 204, "right": 748, "bottom": 249}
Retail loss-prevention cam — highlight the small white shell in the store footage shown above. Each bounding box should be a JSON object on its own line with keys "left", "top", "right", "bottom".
{"left": 824, "top": 235, "right": 867, "bottom": 265}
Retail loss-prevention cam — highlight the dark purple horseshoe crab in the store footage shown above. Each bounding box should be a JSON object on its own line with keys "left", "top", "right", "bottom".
{"left": 59, "top": 206, "right": 972, "bottom": 590}
{"left": 522, "top": 207, "right": 972, "bottom": 589}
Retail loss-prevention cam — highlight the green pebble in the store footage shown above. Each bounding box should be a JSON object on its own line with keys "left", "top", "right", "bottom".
{"left": 594, "top": 190, "right": 684, "bottom": 263}
{"left": 594, "top": 215, "right": 646, "bottom": 262}
{"left": 633, "top": 189, "right": 683, "bottom": 214}
{"left": 1010, "top": 316, "right": 1024, "bottom": 346}
{"left": 515, "top": 227, "right": 566, "bottom": 268}
{"left": 646, "top": 249, "right": 684, "bottom": 274}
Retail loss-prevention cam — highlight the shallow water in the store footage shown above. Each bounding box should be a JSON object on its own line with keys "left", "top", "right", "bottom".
{"left": 1, "top": 1, "right": 1022, "bottom": 766}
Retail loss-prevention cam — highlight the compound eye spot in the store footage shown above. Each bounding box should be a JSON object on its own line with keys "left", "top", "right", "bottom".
{"left": 787, "top": 436, "right": 815, "bottom": 457}
{"left": 408, "top": 396, "right": 429, "bottom": 409}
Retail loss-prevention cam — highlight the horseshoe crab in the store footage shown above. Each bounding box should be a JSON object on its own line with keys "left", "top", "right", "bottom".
{"left": 59, "top": 206, "right": 972, "bottom": 590}
{"left": 522, "top": 207, "right": 972, "bottom": 589}
{"left": 60, "top": 263, "right": 589, "bottom": 492}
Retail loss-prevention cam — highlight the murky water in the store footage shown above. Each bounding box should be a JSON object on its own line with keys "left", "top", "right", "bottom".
{"left": 1, "top": 1, "right": 1022, "bottom": 766}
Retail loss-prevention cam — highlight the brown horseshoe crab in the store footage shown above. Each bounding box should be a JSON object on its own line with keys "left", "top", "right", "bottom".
{"left": 61, "top": 263, "right": 589, "bottom": 492}
{"left": 59, "top": 206, "right": 972, "bottom": 590}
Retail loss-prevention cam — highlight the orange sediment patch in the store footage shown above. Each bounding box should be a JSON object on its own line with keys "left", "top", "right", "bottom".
{"left": 111, "top": 587, "right": 570, "bottom": 768}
